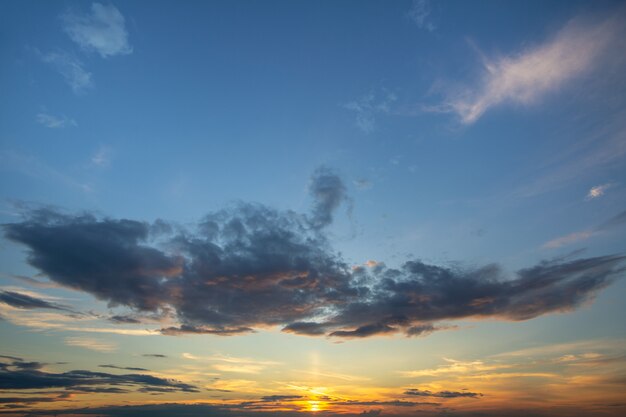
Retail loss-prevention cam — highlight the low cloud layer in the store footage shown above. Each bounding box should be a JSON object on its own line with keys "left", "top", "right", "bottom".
{"left": 0, "top": 357, "right": 198, "bottom": 394}
{"left": 404, "top": 388, "right": 482, "bottom": 398}
{"left": 0, "top": 291, "right": 70, "bottom": 312}
{"left": 41, "top": 51, "right": 93, "bottom": 94}
{"left": 3, "top": 170, "right": 625, "bottom": 339}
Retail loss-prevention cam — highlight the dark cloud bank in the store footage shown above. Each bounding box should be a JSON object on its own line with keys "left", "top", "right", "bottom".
{"left": 0, "top": 356, "right": 198, "bottom": 403}
{"left": 2, "top": 168, "right": 625, "bottom": 339}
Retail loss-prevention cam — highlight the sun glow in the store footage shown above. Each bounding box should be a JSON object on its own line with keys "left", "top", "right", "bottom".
{"left": 308, "top": 401, "right": 320, "bottom": 412}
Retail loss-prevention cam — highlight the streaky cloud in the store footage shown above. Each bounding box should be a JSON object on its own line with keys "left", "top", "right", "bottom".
{"left": 404, "top": 388, "right": 483, "bottom": 398}
{"left": 432, "top": 12, "right": 624, "bottom": 124}
{"left": 0, "top": 357, "right": 198, "bottom": 393}
{"left": 0, "top": 290, "right": 71, "bottom": 312}
{"left": 41, "top": 51, "right": 93, "bottom": 94}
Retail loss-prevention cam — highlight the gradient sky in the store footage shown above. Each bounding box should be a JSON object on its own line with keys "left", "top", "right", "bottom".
{"left": 1, "top": 1, "right": 626, "bottom": 416}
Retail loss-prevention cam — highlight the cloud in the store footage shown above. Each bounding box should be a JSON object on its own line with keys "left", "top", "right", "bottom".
{"left": 260, "top": 395, "right": 303, "bottom": 402}
{"left": 213, "top": 364, "right": 264, "bottom": 374}
{"left": 36, "top": 113, "right": 77, "bottom": 129}
{"left": 344, "top": 90, "right": 397, "bottom": 133}
{"left": 0, "top": 290, "right": 71, "bottom": 312}
{"left": 0, "top": 150, "right": 92, "bottom": 192}
{"left": 0, "top": 396, "right": 64, "bottom": 405}
{"left": 142, "top": 354, "right": 167, "bottom": 358}
{"left": 542, "top": 231, "right": 595, "bottom": 249}
{"left": 598, "top": 209, "right": 626, "bottom": 230}
{"left": 62, "top": 2, "right": 132, "bottom": 58}
{"left": 91, "top": 146, "right": 112, "bottom": 167}
{"left": 181, "top": 353, "right": 279, "bottom": 374}
{"left": 408, "top": 0, "right": 435, "bottom": 31}
{"left": 435, "top": 14, "right": 621, "bottom": 124}
{"left": 586, "top": 183, "right": 614, "bottom": 200}
{"left": 404, "top": 388, "right": 483, "bottom": 398}
{"left": 308, "top": 167, "right": 349, "bottom": 229}
{"left": 41, "top": 51, "right": 93, "bottom": 94}
{"left": 333, "top": 400, "right": 439, "bottom": 407}
{"left": 108, "top": 314, "right": 142, "bottom": 324}
{"left": 399, "top": 358, "right": 508, "bottom": 378}
{"left": 64, "top": 337, "right": 117, "bottom": 352}
{"left": 99, "top": 364, "right": 149, "bottom": 372}
{"left": 542, "top": 209, "right": 626, "bottom": 249}
{"left": 0, "top": 356, "right": 198, "bottom": 393}
{"left": 3, "top": 170, "right": 625, "bottom": 339}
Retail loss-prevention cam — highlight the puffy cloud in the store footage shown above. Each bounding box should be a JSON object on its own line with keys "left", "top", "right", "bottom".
{"left": 586, "top": 183, "right": 613, "bottom": 200}
{"left": 308, "top": 167, "right": 349, "bottom": 229}
{"left": 62, "top": 2, "right": 132, "bottom": 58}
{"left": 3, "top": 170, "right": 625, "bottom": 339}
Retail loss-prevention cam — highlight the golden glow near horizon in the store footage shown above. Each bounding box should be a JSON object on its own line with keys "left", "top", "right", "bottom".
{"left": 0, "top": 331, "right": 626, "bottom": 416}
{"left": 1, "top": 1, "right": 626, "bottom": 416}
{"left": 307, "top": 400, "right": 320, "bottom": 412}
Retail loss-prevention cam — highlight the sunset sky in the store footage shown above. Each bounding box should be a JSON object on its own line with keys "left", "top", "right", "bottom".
{"left": 1, "top": 1, "right": 626, "bottom": 416}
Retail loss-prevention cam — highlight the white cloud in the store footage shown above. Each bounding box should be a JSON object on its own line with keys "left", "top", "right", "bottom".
{"left": 0, "top": 149, "right": 92, "bottom": 192}
{"left": 65, "top": 336, "right": 117, "bottom": 352}
{"left": 586, "top": 183, "right": 613, "bottom": 200}
{"left": 398, "top": 358, "right": 509, "bottom": 377}
{"left": 408, "top": 0, "right": 435, "bottom": 31}
{"left": 344, "top": 90, "right": 397, "bottom": 134}
{"left": 62, "top": 2, "right": 132, "bottom": 58}
{"left": 437, "top": 16, "right": 619, "bottom": 124}
{"left": 36, "top": 112, "right": 77, "bottom": 128}
{"left": 542, "top": 230, "right": 595, "bottom": 249}
{"left": 42, "top": 51, "right": 93, "bottom": 94}
{"left": 91, "top": 146, "right": 112, "bottom": 167}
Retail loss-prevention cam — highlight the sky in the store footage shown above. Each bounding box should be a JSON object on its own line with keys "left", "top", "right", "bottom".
{"left": 1, "top": 0, "right": 626, "bottom": 416}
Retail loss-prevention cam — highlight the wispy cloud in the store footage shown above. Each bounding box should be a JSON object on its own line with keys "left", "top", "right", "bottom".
{"left": 399, "top": 358, "right": 508, "bottom": 378}
{"left": 91, "top": 145, "right": 112, "bottom": 167}
{"left": 542, "top": 230, "right": 595, "bottom": 249}
{"left": 41, "top": 51, "right": 93, "bottom": 94}
{"left": 0, "top": 149, "right": 92, "bottom": 192}
{"left": 586, "top": 183, "right": 614, "bottom": 200}
{"left": 512, "top": 110, "right": 626, "bottom": 198}
{"left": 542, "top": 209, "right": 626, "bottom": 249}
{"left": 182, "top": 352, "right": 279, "bottom": 374}
{"left": 36, "top": 113, "right": 77, "bottom": 129}
{"left": 344, "top": 89, "right": 397, "bottom": 134}
{"left": 62, "top": 2, "right": 132, "bottom": 58}
{"left": 408, "top": 0, "right": 435, "bottom": 31}
{"left": 64, "top": 336, "right": 117, "bottom": 352}
{"left": 434, "top": 15, "right": 620, "bottom": 124}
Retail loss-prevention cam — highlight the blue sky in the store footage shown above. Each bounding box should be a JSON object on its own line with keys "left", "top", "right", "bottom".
{"left": 1, "top": 1, "right": 625, "bottom": 416}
